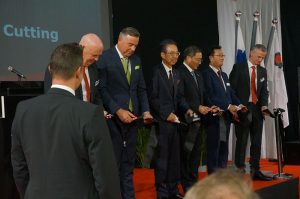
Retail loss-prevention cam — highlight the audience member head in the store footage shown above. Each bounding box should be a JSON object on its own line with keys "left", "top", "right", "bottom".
{"left": 184, "top": 169, "right": 260, "bottom": 199}
{"left": 208, "top": 45, "right": 225, "bottom": 69}
{"left": 249, "top": 44, "right": 267, "bottom": 66}
{"left": 79, "top": 33, "right": 103, "bottom": 67}
{"left": 49, "top": 42, "right": 83, "bottom": 90}
{"left": 117, "top": 27, "right": 140, "bottom": 58}
{"left": 160, "top": 39, "right": 180, "bottom": 68}
{"left": 183, "top": 45, "right": 203, "bottom": 70}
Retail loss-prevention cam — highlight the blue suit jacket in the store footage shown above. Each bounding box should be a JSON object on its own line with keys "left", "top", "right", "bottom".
{"left": 97, "top": 47, "right": 149, "bottom": 115}
{"left": 202, "top": 67, "right": 240, "bottom": 111}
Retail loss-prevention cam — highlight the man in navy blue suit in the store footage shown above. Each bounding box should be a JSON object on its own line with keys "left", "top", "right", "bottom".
{"left": 149, "top": 39, "right": 193, "bottom": 199}
{"left": 97, "top": 27, "right": 152, "bottom": 199}
{"left": 202, "top": 45, "right": 244, "bottom": 174}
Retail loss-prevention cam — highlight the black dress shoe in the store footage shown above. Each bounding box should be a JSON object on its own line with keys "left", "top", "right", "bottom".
{"left": 251, "top": 170, "right": 273, "bottom": 181}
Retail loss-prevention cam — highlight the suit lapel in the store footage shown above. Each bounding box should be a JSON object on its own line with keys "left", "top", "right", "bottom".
{"left": 183, "top": 66, "right": 199, "bottom": 92}
{"left": 159, "top": 65, "right": 173, "bottom": 96}
{"left": 244, "top": 62, "right": 251, "bottom": 91}
{"left": 256, "top": 65, "right": 264, "bottom": 96}
{"left": 112, "top": 48, "right": 130, "bottom": 87}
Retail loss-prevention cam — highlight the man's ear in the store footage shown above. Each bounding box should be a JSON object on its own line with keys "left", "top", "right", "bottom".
{"left": 75, "top": 66, "right": 82, "bottom": 80}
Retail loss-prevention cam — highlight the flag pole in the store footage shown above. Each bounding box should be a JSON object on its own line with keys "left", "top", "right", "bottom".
{"left": 265, "top": 19, "right": 277, "bottom": 66}
{"left": 234, "top": 11, "right": 242, "bottom": 63}
{"left": 250, "top": 11, "right": 260, "bottom": 49}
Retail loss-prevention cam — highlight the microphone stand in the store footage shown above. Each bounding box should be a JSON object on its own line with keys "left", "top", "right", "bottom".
{"left": 273, "top": 108, "right": 293, "bottom": 180}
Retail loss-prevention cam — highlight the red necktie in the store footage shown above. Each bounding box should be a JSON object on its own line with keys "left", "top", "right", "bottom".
{"left": 251, "top": 66, "right": 257, "bottom": 104}
{"left": 82, "top": 67, "right": 90, "bottom": 102}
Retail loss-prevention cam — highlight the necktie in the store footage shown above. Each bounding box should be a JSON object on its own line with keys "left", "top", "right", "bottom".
{"left": 82, "top": 67, "right": 90, "bottom": 102}
{"left": 121, "top": 57, "right": 131, "bottom": 83}
{"left": 169, "top": 70, "right": 174, "bottom": 96}
{"left": 217, "top": 70, "right": 225, "bottom": 90}
{"left": 251, "top": 66, "right": 257, "bottom": 104}
{"left": 121, "top": 57, "right": 133, "bottom": 111}
{"left": 191, "top": 71, "right": 198, "bottom": 87}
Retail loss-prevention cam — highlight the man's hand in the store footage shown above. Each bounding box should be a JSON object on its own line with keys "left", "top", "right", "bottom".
{"left": 167, "top": 113, "right": 178, "bottom": 123}
{"left": 238, "top": 104, "right": 248, "bottom": 113}
{"left": 232, "top": 112, "right": 240, "bottom": 122}
{"left": 186, "top": 109, "right": 194, "bottom": 117}
{"left": 103, "top": 110, "right": 113, "bottom": 120}
{"left": 228, "top": 104, "right": 238, "bottom": 115}
{"left": 261, "top": 106, "right": 269, "bottom": 118}
{"left": 210, "top": 105, "right": 223, "bottom": 116}
{"left": 199, "top": 105, "right": 211, "bottom": 115}
{"left": 116, "top": 108, "right": 137, "bottom": 124}
{"left": 143, "top": 111, "right": 153, "bottom": 124}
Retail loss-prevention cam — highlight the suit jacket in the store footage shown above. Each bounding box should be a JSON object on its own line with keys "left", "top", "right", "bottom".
{"left": 202, "top": 66, "right": 241, "bottom": 122}
{"left": 97, "top": 47, "right": 149, "bottom": 115}
{"left": 11, "top": 88, "right": 120, "bottom": 199}
{"left": 43, "top": 63, "right": 101, "bottom": 105}
{"left": 149, "top": 64, "right": 188, "bottom": 121}
{"left": 229, "top": 61, "right": 268, "bottom": 107}
{"left": 177, "top": 65, "right": 212, "bottom": 118}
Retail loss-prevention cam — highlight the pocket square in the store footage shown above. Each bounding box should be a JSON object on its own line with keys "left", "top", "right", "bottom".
{"left": 135, "top": 65, "right": 140, "bottom": 70}
{"left": 260, "top": 77, "right": 265, "bottom": 82}
{"left": 226, "top": 82, "right": 230, "bottom": 86}
{"left": 95, "top": 80, "right": 100, "bottom": 86}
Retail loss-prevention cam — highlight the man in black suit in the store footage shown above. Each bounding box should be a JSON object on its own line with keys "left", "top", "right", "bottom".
{"left": 11, "top": 43, "right": 120, "bottom": 199}
{"left": 177, "top": 45, "right": 213, "bottom": 193}
{"left": 229, "top": 44, "right": 272, "bottom": 181}
{"left": 97, "top": 27, "right": 153, "bottom": 199}
{"left": 44, "top": 33, "right": 102, "bottom": 105}
{"left": 149, "top": 39, "right": 192, "bottom": 199}
{"left": 202, "top": 45, "right": 243, "bottom": 174}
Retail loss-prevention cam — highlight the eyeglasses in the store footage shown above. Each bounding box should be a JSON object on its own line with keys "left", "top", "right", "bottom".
{"left": 165, "top": 51, "right": 181, "bottom": 56}
{"left": 213, "top": 54, "right": 225, "bottom": 58}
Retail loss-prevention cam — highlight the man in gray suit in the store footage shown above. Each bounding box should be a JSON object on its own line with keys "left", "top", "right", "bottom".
{"left": 11, "top": 43, "right": 121, "bottom": 199}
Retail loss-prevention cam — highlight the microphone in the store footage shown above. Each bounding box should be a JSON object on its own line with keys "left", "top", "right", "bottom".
{"left": 8, "top": 66, "right": 26, "bottom": 79}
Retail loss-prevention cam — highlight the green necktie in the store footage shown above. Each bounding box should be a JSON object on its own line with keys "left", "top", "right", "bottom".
{"left": 121, "top": 58, "right": 131, "bottom": 83}
{"left": 121, "top": 57, "right": 133, "bottom": 112}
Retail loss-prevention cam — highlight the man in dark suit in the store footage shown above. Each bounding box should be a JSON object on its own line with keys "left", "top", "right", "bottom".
{"left": 44, "top": 33, "right": 102, "bottom": 105}
{"left": 229, "top": 44, "right": 272, "bottom": 181}
{"left": 202, "top": 45, "right": 243, "bottom": 174}
{"left": 149, "top": 39, "right": 192, "bottom": 199}
{"left": 177, "top": 45, "right": 213, "bottom": 193}
{"left": 11, "top": 43, "right": 120, "bottom": 199}
{"left": 97, "top": 27, "right": 153, "bottom": 199}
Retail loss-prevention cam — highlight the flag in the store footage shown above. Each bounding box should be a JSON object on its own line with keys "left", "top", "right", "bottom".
{"left": 255, "top": 20, "right": 265, "bottom": 67}
{"left": 267, "top": 28, "right": 289, "bottom": 128}
{"left": 235, "top": 22, "right": 246, "bottom": 64}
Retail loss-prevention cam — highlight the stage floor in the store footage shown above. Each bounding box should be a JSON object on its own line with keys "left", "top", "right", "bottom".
{"left": 133, "top": 160, "right": 300, "bottom": 199}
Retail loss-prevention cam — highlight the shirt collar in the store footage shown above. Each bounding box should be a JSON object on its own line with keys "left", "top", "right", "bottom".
{"left": 162, "top": 61, "right": 172, "bottom": 74}
{"left": 51, "top": 84, "right": 75, "bottom": 96}
{"left": 115, "top": 45, "right": 125, "bottom": 59}
{"left": 183, "top": 62, "right": 193, "bottom": 72}
{"left": 209, "top": 65, "right": 221, "bottom": 74}
{"left": 248, "top": 60, "right": 257, "bottom": 69}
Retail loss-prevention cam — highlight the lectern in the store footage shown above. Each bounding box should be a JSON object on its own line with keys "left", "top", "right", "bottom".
{"left": 0, "top": 81, "right": 43, "bottom": 199}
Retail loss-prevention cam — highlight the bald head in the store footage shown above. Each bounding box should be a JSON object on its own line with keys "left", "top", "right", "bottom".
{"left": 79, "top": 33, "right": 104, "bottom": 67}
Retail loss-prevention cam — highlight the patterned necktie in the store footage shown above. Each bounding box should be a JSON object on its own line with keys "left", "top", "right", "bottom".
{"left": 82, "top": 67, "right": 90, "bottom": 102}
{"left": 251, "top": 66, "right": 257, "bottom": 104}
{"left": 121, "top": 57, "right": 133, "bottom": 111}
{"left": 191, "top": 71, "right": 198, "bottom": 87}
{"left": 217, "top": 70, "right": 225, "bottom": 90}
